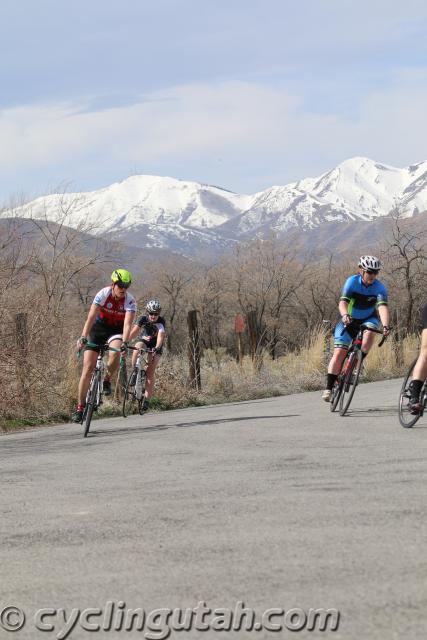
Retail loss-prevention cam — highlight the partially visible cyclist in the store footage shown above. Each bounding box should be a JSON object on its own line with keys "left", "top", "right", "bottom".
{"left": 322, "top": 255, "right": 391, "bottom": 402}
{"left": 128, "top": 299, "right": 166, "bottom": 412}
{"left": 71, "top": 269, "right": 137, "bottom": 423}
{"left": 407, "top": 302, "right": 427, "bottom": 413}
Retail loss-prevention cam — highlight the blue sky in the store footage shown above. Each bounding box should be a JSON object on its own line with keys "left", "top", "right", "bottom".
{"left": 1, "top": 0, "right": 427, "bottom": 202}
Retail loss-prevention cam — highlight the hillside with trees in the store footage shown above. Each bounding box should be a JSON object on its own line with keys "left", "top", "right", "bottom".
{"left": 1, "top": 195, "right": 427, "bottom": 428}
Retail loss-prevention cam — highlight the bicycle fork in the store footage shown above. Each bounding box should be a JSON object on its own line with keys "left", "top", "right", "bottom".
{"left": 343, "top": 351, "right": 356, "bottom": 392}
{"left": 135, "top": 355, "right": 145, "bottom": 399}
{"left": 95, "top": 358, "right": 104, "bottom": 409}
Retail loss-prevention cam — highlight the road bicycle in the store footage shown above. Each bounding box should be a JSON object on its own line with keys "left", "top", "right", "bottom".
{"left": 398, "top": 358, "right": 427, "bottom": 428}
{"left": 79, "top": 341, "right": 121, "bottom": 437}
{"left": 122, "top": 345, "right": 156, "bottom": 417}
{"left": 329, "top": 323, "right": 386, "bottom": 417}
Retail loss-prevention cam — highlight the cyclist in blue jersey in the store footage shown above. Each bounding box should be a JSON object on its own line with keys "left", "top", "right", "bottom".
{"left": 322, "top": 256, "right": 391, "bottom": 402}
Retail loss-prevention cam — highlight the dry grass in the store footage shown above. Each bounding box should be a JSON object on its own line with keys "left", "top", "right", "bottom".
{"left": 1, "top": 327, "right": 421, "bottom": 431}
{"left": 363, "top": 333, "right": 419, "bottom": 380}
{"left": 154, "top": 327, "right": 420, "bottom": 408}
{"left": 151, "top": 326, "right": 416, "bottom": 408}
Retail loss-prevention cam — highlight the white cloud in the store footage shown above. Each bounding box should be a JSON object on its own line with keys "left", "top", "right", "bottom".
{"left": 0, "top": 83, "right": 299, "bottom": 168}
{"left": 1, "top": 70, "right": 427, "bottom": 195}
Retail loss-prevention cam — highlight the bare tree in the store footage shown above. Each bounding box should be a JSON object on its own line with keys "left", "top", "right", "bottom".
{"left": 26, "top": 191, "right": 116, "bottom": 316}
{"left": 382, "top": 211, "right": 427, "bottom": 334}
{"left": 0, "top": 188, "right": 120, "bottom": 423}
{"left": 264, "top": 243, "right": 309, "bottom": 358}
{"left": 189, "top": 263, "right": 232, "bottom": 350}
{"left": 149, "top": 257, "right": 194, "bottom": 352}
{"left": 294, "top": 253, "right": 346, "bottom": 330}
{"left": 231, "top": 236, "right": 308, "bottom": 358}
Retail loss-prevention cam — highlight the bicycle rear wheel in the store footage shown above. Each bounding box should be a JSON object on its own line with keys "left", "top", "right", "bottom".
{"left": 339, "top": 350, "right": 362, "bottom": 416}
{"left": 398, "top": 358, "right": 423, "bottom": 428}
{"left": 123, "top": 368, "right": 145, "bottom": 417}
{"left": 83, "top": 371, "right": 100, "bottom": 437}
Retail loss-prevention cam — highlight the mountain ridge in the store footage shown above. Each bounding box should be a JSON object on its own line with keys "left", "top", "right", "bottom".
{"left": 3, "top": 156, "right": 427, "bottom": 256}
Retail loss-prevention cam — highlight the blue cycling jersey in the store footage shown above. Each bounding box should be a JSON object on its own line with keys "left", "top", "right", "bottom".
{"left": 340, "top": 274, "right": 388, "bottom": 320}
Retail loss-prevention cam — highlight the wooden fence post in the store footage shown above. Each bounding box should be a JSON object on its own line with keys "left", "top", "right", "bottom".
{"left": 322, "top": 320, "right": 332, "bottom": 372}
{"left": 15, "top": 313, "right": 28, "bottom": 353}
{"left": 246, "top": 310, "right": 264, "bottom": 371}
{"left": 14, "top": 313, "right": 28, "bottom": 398}
{"left": 187, "top": 310, "right": 201, "bottom": 390}
{"left": 246, "top": 310, "right": 258, "bottom": 360}
{"left": 392, "top": 308, "right": 403, "bottom": 369}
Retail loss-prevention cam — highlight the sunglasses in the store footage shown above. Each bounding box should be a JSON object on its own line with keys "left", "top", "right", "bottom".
{"left": 365, "top": 269, "right": 379, "bottom": 275}
{"left": 148, "top": 312, "right": 160, "bottom": 316}
{"left": 115, "top": 282, "right": 130, "bottom": 289}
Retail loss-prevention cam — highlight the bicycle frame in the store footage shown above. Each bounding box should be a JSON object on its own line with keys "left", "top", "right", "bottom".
{"left": 92, "top": 347, "right": 107, "bottom": 407}
{"left": 84, "top": 343, "right": 110, "bottom": 407}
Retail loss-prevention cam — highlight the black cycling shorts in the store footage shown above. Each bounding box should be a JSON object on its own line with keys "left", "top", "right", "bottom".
{"left": 421, "top": 303, "right": 427, "bottom": 330}
{"left": 86, "top": 322, "right": 123, "bottom": 352}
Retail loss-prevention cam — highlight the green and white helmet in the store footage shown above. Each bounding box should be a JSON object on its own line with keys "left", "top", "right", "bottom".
{"left": 111, "top": 268, "right": 132, "bottom": 285}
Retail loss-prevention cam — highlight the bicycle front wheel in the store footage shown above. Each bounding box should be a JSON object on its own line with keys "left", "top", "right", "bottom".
{"left": 136, "top": 369, "right": 146, "bottom": 415}
{"left": 398, "top": 358, "right": 423, "bottom": 428}
{"left": 83, "top": 371, "right": 100, "bottom": 437}
{"left": 339, "top": 350, "right": 363, "bottom": 416}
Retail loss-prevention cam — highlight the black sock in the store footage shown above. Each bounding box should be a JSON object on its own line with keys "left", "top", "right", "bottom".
{"left": 327, "top": 373, "right": 338, "bottom": 390}
{"left": 410, "top": 379, "right": 424, "bottom": 399}
{"left": 361, "top": 351, "right": 367, "bottom": 361}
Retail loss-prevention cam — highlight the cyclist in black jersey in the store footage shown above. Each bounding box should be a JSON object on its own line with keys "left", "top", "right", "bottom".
{"left": 128, "top": 299, "right": 166, "bottom": 412}
{"left": 407, "top": 303, "right": 427, "bottom": 413}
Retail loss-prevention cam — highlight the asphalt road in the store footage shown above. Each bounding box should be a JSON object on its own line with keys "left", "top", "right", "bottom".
{"left": 1, "top": 378, "right": 427, "bottom": 640}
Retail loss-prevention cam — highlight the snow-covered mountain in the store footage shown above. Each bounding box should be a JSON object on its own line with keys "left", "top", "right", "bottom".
{"left": 4, "top": 157, "right": 427, "bottom": 255}
{"left": 220, "top": 157, "right": 427, "bottom": 239}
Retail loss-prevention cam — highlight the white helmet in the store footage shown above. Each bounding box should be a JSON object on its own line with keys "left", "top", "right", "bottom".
{"left": 146, "top": 299, "right": 161, "bottom": 314}
{"left": 358, "top": 255, "right": 381, "bottom": 271}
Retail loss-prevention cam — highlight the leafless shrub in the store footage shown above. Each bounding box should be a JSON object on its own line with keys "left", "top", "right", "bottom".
{"left": 1, "top": 208, "right": 423, "bottom": 429}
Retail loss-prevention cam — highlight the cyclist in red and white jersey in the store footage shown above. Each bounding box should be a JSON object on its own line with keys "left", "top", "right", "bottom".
{"left": 71, "top": 269, "right": 136, "bottom": 423}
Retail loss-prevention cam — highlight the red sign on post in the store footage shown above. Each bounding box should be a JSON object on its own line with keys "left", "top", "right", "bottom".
{"left": 234, "top": 314, "right": 245, "bottom": 333}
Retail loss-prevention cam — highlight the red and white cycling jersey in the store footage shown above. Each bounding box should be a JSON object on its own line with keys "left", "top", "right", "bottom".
{"left": 93, "top": 287, "right": 137, "bottom": 329}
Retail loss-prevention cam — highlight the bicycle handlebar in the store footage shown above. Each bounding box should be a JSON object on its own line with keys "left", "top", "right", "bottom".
{"left": 125, "top": 345, "right": 156, "bottom": 353}
{"left": 77, "top": 341, "right": 122, "bottom": 357}
{"left": 340, "top": 322, "right": 389, "bottom": 348}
